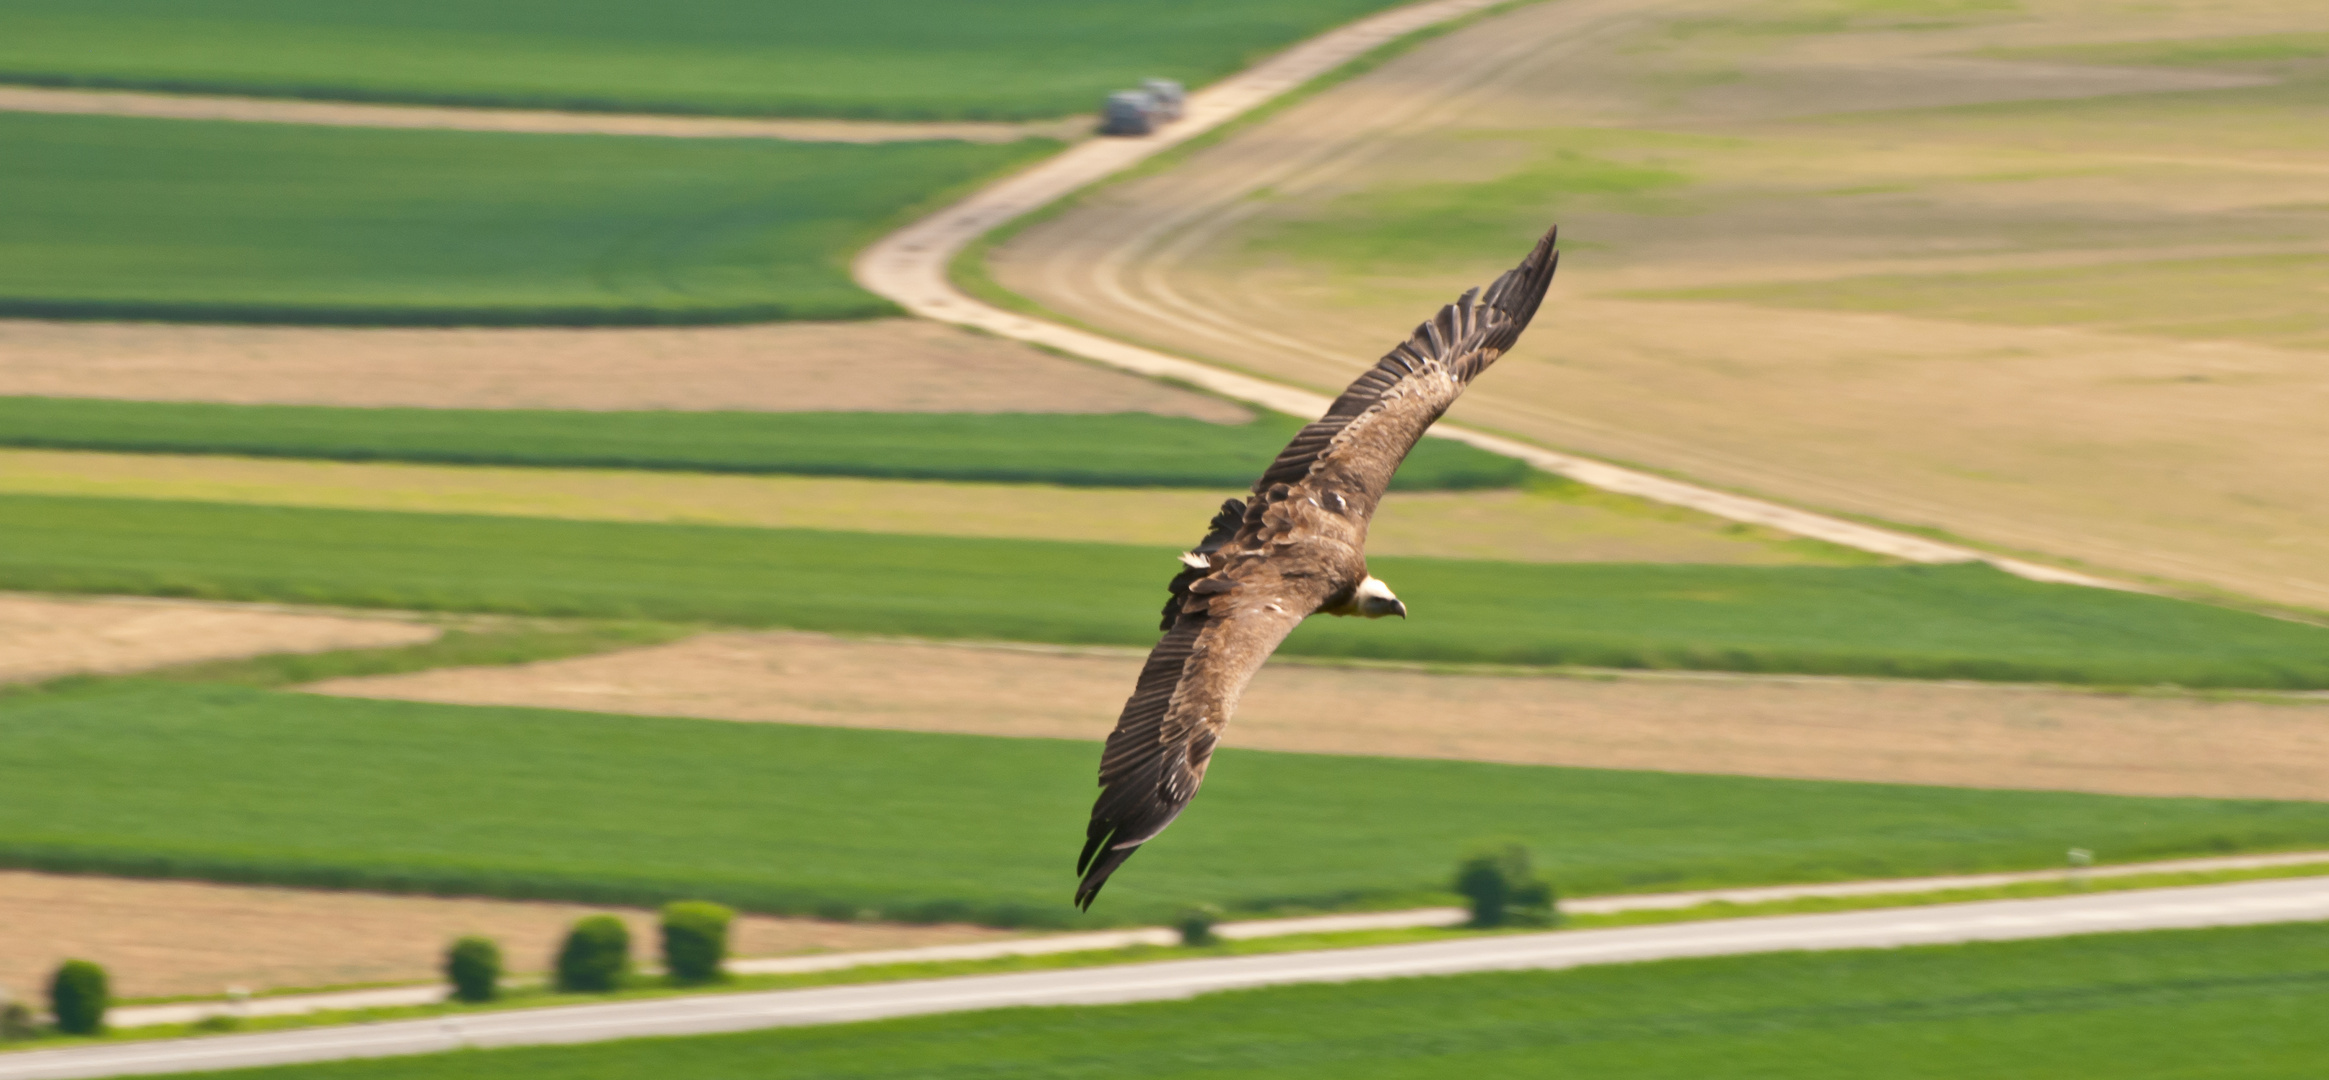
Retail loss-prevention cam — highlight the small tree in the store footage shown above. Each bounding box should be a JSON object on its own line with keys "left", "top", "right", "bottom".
{"left": 555, "top": 916, "right": 630, "bottom": 993}
{"left": 0, "top": 986, "right": 36, "bottom": 1041}
{"left": 49, "top": 960, "right": 108, "bottom": 1036}
{"left": 1455, "top": 845, "right": 1557, "bottom": 929}
{"left": 1176, "top": 905, "right": 1222, "bottom": 947}
{"left": 660, "top": 902, "right": 734, "bottom": 985}
{"left": 445, "top": 936, "right": 502, "bottom": 1003}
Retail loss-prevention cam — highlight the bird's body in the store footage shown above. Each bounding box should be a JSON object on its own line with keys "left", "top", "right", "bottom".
{"left": 1075, "top": 227, "right": 1562, "bottom": 909}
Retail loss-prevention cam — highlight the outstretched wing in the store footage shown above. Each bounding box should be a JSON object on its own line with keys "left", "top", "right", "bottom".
{"left": 1243, "top": 225, "right": 1560, "bottom": 534}
{"left": 1074, "top": 226, "right": 1562, "bottom": 909}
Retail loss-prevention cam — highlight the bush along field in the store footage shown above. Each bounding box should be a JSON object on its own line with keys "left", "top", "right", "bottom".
{"left": 0, "top": 399, "right": 1528, "bottom": 490}
{"left": 0, "top": 0, "right": 1410, "bottom": 121}
{"left": 0, "top": 113, "right": 1052, "bottom": 325}
{"left": 184, "top": 923, "right": 2329, "bottom": 1079}
{"left": 6, "top": 685, "right": 2329, "bottom": 927}
{"left": 6, "top": 494, "right": 2329, "bottom": 688}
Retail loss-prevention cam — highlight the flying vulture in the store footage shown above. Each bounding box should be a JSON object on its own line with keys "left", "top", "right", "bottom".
{"left": 1075, "top": 225, "right": 1561, "bottom": 909}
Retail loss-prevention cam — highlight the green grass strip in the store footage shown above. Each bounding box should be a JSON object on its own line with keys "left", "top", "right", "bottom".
{"left": 142, "top": 922, "right": 2329, "bottom": 1078}
{"left": 0, "top": 113, "right": 1052, "bottom": 326}
{"left": 6, "top": 493, "right": 2329, "bottom": 687}
{"left": 6, "top": 684, "right": 2326, "bottom": 928}
{"left": 0, "top": 0, "right": 1413, "bottom": 121}
{"left": 0, "top": 398, "right": 1528, "bottom": 490}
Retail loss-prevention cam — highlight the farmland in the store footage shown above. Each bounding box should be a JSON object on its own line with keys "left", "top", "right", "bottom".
{"left": 7, "top": 684, "right": 2327, "bottom": 927}
{"left": 0, "top": 112, "right": 1050, "bottom": 325}
{"left": 0, "top": 450, "right": 1843, "bottom": 565}
{"left": 0, "top": 319, "right": 1251, "bottom": 417}
{"left": 0, "top": 398, "right": 1526, "bottom": 490}
{"left": 9, "top": 495, "right": 2329, "bottom": 686}
{"left": 989, "top": 0, "right": 2329, "bottom": 610}
{"left": 317, "top": 630, "right": 2329, "bottom": 802}
{"left": 85, "top": 923, "right": 2329, "bottom": 1078}
{"left": 0, "top": 0, "right": 1410, "bottom": 120}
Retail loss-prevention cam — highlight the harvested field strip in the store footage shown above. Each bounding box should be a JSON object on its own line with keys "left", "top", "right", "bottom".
{"left": 213, "top": 923, "right": 2329, "bottom": 1080}
{"left": 0, "top": 593, "right": 434, "bottom": 686}
{"left": 311, "top": 631, "right": 2329, "bottom": 802}
{"left": 0, "top": 450, "right": 1844, "bottom": 565}
{"left": 0, "top": 398, "right": 1526, "bottom": 490}
{"left": 7, "top": 684, "right": 2327, "bottom": 927}
{"left": 0, "top": 0, "right": 1407, "bottom": 121}
{"left": 0, "top": 870, "right": 1011, "bottom": 1001}
{"left": 8, "top": 494, "right": 2329, "bottom": 687}
{"left": 0, "top": 319, "right": 1254, "bottom": 418}
{"left": 0, "top": 112, "right": 1051, "bottom": 325}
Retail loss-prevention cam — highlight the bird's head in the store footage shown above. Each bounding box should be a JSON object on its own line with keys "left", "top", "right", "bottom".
{"left": 1354, "top": 576, "right": 1407, "bottom": 619}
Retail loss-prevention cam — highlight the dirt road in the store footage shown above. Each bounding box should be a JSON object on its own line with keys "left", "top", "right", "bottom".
{"left": 986, "top": 0, "right": 2329, "bottom": 607}
{"left": 849, "top": 0, "right": 2116, "bottom": 586}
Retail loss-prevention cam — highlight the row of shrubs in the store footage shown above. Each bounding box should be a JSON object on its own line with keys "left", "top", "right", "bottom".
{"left": 448, "top": 901, "right": 736, "bottom": 1002}
{"left": 0, "top": 902, "right": 736, "bottom": 1040}
{"left": 6, "top": 854, "right": 1554, "bottom": 1041}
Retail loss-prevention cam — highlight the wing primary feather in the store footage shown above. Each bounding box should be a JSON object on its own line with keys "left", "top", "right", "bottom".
{"left": 1245, "top": 225, "right": 1559, "bottom": 498}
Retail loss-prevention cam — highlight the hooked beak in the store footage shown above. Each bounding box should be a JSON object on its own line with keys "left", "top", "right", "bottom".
{"left": 1391, "top": 600, "right": 1407, "bottom": 619}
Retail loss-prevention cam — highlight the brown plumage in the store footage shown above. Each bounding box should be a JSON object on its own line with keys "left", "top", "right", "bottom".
{"left": 1075, "top": 226, "right": 1561, "bottom": 909}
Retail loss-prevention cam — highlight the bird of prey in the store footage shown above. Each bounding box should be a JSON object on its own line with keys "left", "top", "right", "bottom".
{"left": 1075, "top": 226, "right": 1561, "bottom": 909}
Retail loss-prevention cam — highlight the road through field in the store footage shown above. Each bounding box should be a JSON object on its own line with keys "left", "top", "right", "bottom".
{"left": 8, "top": 876, "right": 2328, "bottom": 1079}
{"left": 850, "top": 0, "right": 2114, "bottom": 587}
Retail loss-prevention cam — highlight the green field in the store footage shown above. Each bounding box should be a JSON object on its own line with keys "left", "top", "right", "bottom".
{"left": 0, "top": 399, "right": 1526, "bottom": 490}
{"left": 10, "top": 494, "right": 2329, "bottom": 687}
{"left": 5, "top": 684, "right": 2324, "bottom": 926}
{"left": 183, "top": 923, "right": 2329, "bottom": 1079}
{"left": 1648, "top": 253, "right": 2329, "bottom": 354}
{"left": 0, "top": 112, "right": 1049, "bottom": 325}
{"left": 0, "top": 0, "right": 1406, "bottom": 120}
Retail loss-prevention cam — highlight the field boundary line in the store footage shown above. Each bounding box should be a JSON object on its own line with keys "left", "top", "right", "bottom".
{"left": 98, "top": 849, "right": 2329, "bottom": 1031}
{"left": 0, "top": 85, "right": 1084, "bottom": 143}
{"left": 851, "top": 0, "right": 2120, "bottom": 588}
{"left": 15, "top": 875, "right": 2329, "bottom": 1078}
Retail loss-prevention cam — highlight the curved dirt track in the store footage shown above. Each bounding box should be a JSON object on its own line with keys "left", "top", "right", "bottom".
{"left": 852, "top": 0, "right": 2115, "bottom": 586}
{"left": 981, "top": 0, "right": 2329, "bottom": 606}
{"left": 0, "top": 85, "right": 1082, "bottom": 143}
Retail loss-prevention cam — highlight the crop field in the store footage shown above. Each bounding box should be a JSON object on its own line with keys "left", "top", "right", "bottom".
{"left": 0, "top": 398, "right": 1525, "bottom": 489}
{"left": 0, "top": 319, "right": 1254, "bottom": 417}
{"left": 0, "top": 112, "right": 1049, "bottom": 325}
{"left": 989, "top": 0, "right": 2329, "bottom": 610}
{"left": 192, "top": 923, "right": 2329, "bottom": 1079}
{"left": 6, "top": 684, "right": 2327, "bottom": 926}
{"left": 0, "top": 450, "right": 1841, "bottom": 566}
{"left": 0, "top": 0, "right": 1408, "bottom": 120}
{"left": 9, "top": 495, "right": 2329, "bottom": 686}
{"left": 316, "top": 630, "right": 2329, "bottom": 802}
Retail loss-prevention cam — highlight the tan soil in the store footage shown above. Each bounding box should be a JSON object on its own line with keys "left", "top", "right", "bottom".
{"left": 988, "top": 0, "right": 2329, "bottom": 609}
{"left": 0, "top": 449, "right": 1844, "bottom": 565}
{"left": 0, "top": 594, "right": 436, "bottom": 685}
{"left": 0, "top": 871, "right": 1014, "bottom": 1001}
{"left": 0, "top": 319, "right": 1248, "bottom": 420}
{"left": 0, "top": 86, "right": 1087, "bottom": 144}
{"left": 311, "top": 632, "right": 2329, "bottom": 802}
